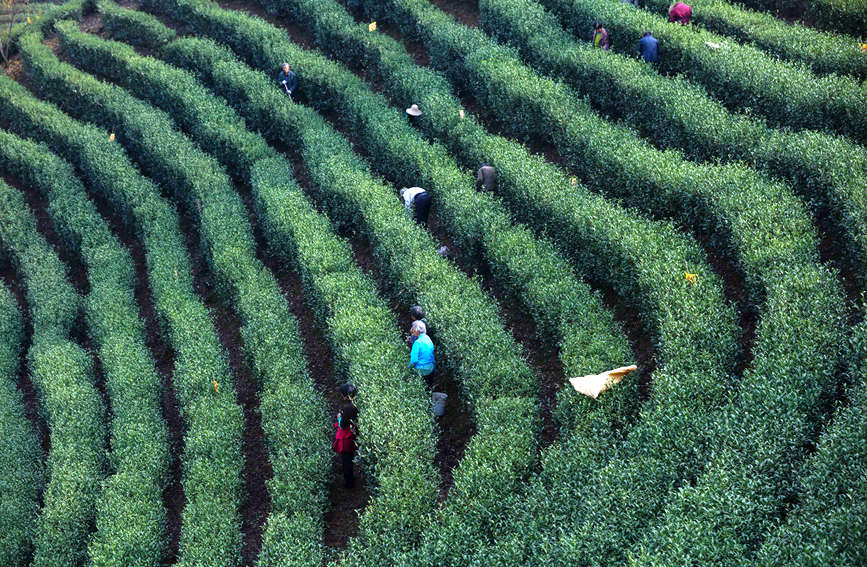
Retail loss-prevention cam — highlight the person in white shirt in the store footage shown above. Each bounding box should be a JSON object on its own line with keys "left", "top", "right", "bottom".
{"left": 399, "top": 186, "right": 432, "bottom": 225}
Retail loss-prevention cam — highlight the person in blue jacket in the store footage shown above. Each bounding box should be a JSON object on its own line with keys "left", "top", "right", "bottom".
{"left": 408, "top": 320, "right": 435, "bottom": 376}
{"left": 278, "top": 62, "right": 297, "bottom": 98}
{"left": 638, "top": 31, "right": 660, "bottom": 63}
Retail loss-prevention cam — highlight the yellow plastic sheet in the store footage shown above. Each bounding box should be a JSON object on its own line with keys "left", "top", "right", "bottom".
{"left": 569, "top": 365, "right": 637, "bottom": 399}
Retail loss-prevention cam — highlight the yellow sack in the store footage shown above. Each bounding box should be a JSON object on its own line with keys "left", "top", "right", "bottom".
{"left": 569, "top": 365, "right": 637, "bottom": 399}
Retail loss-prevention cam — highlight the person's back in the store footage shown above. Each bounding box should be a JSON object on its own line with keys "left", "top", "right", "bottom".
{"left": 476, "top": 164, "right": 497, "bottom": 193}
{"left": 410, "top": 333, "right": 435, "bottom": 369}
{"left": 669, "top": 2, "right": 691, "bottom": 24}
{"left": 408, "top": 320, "right": 435, "bottom": 376}
{"left": 639, "top": 33, "right": 659, "bottom": 62}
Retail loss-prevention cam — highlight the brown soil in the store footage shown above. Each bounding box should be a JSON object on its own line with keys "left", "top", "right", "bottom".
{"left": 817, "top": 210, "right": 864, "bottom": 319}
{"left": 171, "top": 203, "right": 274, "bottom": 567}
{"left": 211, "top": 300, "right": 273, "bottom": 567}
{"left": 0, "top": 265, "right": 49, "bottom": 457}
{"left": 1, "top": 53, "right": 23, "bottom": 80}
{"left": 684, "top": 223, "right": 758, "bottom": 377}
{"left": 240, "top": 160, "right": 372, "bottom": 556}
{"left": 79, "top": 11, "right": 102, "bottom": 34}
{"left": 429, "top": 0, "right": 479, "bottom": 27}
{"left": 215, "top": 0, "right": 316, "bottom": 48}
{"left": 260, "top": 253, "right": 372, "bottom": 556}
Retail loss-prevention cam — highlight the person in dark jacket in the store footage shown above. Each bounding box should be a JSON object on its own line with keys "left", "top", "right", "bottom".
{"left": 408, "top": 305, "right": 428, "bottom": 346}
{"left": 476, "top": 164, "right": 497, "bottom": 193}
{"left": 400, "top": 186, "right": 432, "bottom": 225}
{"left": 638, "top": 31, "right": 660, "bottom": 63}
{"left": 593, "top": 22, "right": 611, "bottom": 50}
{"left": 669, "top": 2, "right": 692, "bottom": 24}
{"left": 278, "top": 62, "right": 297, "bottom": 98}
{"left": 333, "top": 383, "right": 358, "bottom": 488}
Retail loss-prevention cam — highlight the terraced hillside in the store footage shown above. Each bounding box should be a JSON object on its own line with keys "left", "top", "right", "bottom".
{"left": 0, "top": 0, "right": 865, "bottom": 566}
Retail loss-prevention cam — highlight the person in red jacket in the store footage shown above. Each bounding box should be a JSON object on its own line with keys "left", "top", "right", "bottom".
{"left": 333, "top": 383, "right": 359, "bottom": 488}
{"left": 669, "top": 2, "right": 692, "bottom": 24}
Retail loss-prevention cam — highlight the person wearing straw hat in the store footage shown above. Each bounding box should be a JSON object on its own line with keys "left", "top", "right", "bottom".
{"left": 408, "top": 320, "right": 435, "bottom": 377}
{"left": 406, "top": 104, "right": 422, "bottom": 118}
{"left": 278, "top": 62, "right": 297, "bottom": 99}
{"left": 399, "top": 186, "right": 432, "bottom": 226}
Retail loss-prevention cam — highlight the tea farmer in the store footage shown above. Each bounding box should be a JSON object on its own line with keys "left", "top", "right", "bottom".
{"left": 406, "top": 104, "right": 422, "bottom": 119}
{"left": 400, "top": 186, "right": 432, "bottom": 225}
{"left": 409, "top": 320, "right": 435, "bottom": 377}
{"left": 333, "top": 383, "right": 359, "bottom": 488}
{"left": 639, "top": 31, "right": 659, "bottom": 63}
{"left": 669, "top": 2, "right": 692, "bottom": 25}
{"left": 593, "top": 22, "right": 611, "bottom": 50}
{"left": 408, "top": 305, "right": 428, "bottom": 346}
{"left": 278, "top": 62, "right": 297, "bottom": 98}
{"left": 476, "top": 163, "right": 497, "bottom": 193}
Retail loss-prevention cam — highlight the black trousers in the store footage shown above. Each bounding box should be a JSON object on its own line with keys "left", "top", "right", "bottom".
{"left": 341, "top": 451, "right": 355, "bottom": 488}
{"left": 413, "top": 192, "right": 432, "bottom": 225}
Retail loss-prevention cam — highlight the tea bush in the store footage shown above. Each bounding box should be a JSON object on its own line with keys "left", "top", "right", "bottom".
{"left": 479, "top": 0, "right": 867, "bottom": 289}
{"left": 0, "top": 129, "right": 171, "bottom": 567}
{"left": 0, "top": 66, "right": 244, "bottom": 567}
{"left": 537, "top": 0, "right": 867, "bottom": 145}
{"left": 18, "top": 29, "right": 334, "bottom": 566}
{"left": 0, "top": 284, "right": 42, "bottom": 566}
{"left": 640, "top": 0, "right": 867, "bottom": 79}
{"left": 0, "top": 177, "right": 106, "bottom": 567}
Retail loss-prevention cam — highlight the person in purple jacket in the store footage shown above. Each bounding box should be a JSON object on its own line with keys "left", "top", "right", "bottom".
{"left": 593, "top": 22, "right": 611, "bottom": 50}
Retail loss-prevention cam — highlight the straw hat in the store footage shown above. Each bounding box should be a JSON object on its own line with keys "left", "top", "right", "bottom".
{"left": 406, "top": 104, "right": 422, "bottom": 117}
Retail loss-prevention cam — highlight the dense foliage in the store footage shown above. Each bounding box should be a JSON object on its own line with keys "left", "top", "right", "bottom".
{"left": 0, "top": 0, "right": 863, "bottom": 564}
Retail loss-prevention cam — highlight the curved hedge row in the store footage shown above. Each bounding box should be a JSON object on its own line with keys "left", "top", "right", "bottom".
{"left": 251, "top": 157, "right": 440, "bottom": 565}
{"left": 364, "top": 1, "right": 849, "bottom": 565}
{"left": 0, "top": 129, "right": 171, "bottom": 567}
{"left": 129, "top": 11, "right": 545, "bottom": 564}
{"left": 4, "top": 0, "right": 85, "bottom": 52}
{"left": 480, "top": 0, "right": 867, "bottom": 289}
{"left": 97, "top": 0, "right": 173, "bottom": 49}
{"left": 0, "top": 283, "right": 42, "bottom": 566}
{"left": 87, "top": 2, "right": 633, "bottom": 386}
{"left": 0, "top": 68, "right": 243, "bottom": 567}
{"left": 262, "top": 0, "right": 739, "bottom": 411}
{"left": 538, "top": 0, "right": 867, "bottom": 145}
{"left": 737, "top": 0, "right": 867, "bottom": 39}
{"left": 641, "top": 0, "right": 866, "bottom": 79}
{"left": 55, "top": 20, "right": 442, "bottom": 561}
{"left": 19, "top": 29, "right": 333, "bottom": 566}
{"left": 0, "top": 177, "right": 107, "bottom": 567}
{"left": 219, "top": 1, "right": 745, "bottom": 561}
{"left": 753, "top": 322, "right": 867, "bottom": 567}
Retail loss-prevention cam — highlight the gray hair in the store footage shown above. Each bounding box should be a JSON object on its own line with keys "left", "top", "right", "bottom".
{"left": 411, "top": 320, "right": 427, "bottom": 335}
{"left": 282, "top": 62, "right": 290, "bottom": 68}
